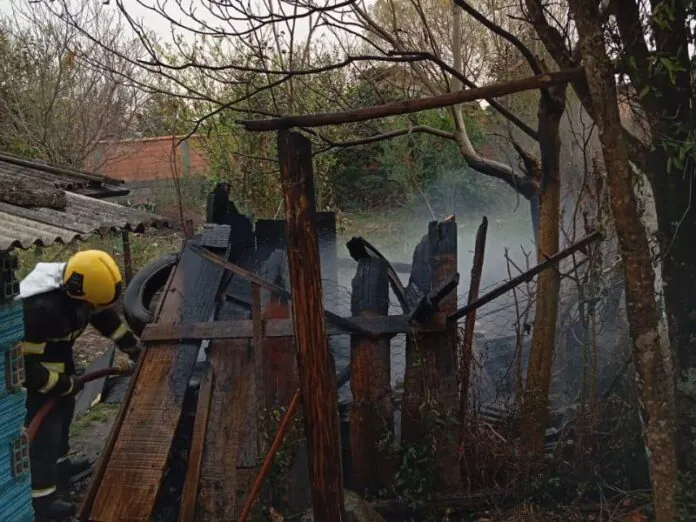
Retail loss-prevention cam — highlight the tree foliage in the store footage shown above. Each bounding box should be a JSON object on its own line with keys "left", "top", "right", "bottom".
{"left": 0, "top": 2, "right": 143, "bottom": 167}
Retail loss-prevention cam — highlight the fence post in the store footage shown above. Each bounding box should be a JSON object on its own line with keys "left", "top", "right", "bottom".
{"left": 402, "top": 219, "right": 460, "bottom": 489}
{"left": 121, "top": 230, "right": 133, "bottom": 286}
{"left": 428, "top": 218, "right": 460, "bottom": 489}
{"left": 349, "top": 257, "right": 392, "bottom": 495}
{"left": 278, "top": 130, "right": 346, "bottom": 522}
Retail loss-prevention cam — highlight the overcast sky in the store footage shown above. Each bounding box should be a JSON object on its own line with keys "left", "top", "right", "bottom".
{"left": 1, "top": 0, "right": 319, "bottom": 46}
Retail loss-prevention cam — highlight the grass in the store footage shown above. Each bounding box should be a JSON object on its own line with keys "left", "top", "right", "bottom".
{"left": 338, "top": 204, "right": 534, "bottom": 269}
{"left": 70, "top": 403, "right": 120, "bottom": 439}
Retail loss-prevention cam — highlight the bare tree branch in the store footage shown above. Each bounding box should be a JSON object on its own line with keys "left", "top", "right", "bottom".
{"left": 239, "top": 68, "right": 583, "bottom": 131}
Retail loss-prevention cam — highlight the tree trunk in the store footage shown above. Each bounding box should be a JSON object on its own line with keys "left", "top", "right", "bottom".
{"left": 649, "top": 148, "right": 696, "bottom": 479}
{"left": 519, "top": 84, "right": 566, "bottom": 458}
{"left": 569, "top": 2, "right": 678, "bottom": 519}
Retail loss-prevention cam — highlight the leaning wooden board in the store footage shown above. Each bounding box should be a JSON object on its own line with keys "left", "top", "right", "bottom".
{"left": 73, "top": 346, "right": 115, "bottom": 421}
{"left": 84, "top": 237, "right": 228, "bottom": 521}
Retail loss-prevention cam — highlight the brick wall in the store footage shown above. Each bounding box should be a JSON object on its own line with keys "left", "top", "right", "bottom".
{"left": 86, "top": 135, "right": 210, "bottom": 182}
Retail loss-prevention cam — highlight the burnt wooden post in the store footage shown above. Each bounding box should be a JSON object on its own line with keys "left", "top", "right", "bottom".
{"left": 459, "top": 217, "right": 487, "bottom": 427}
{"left": 402, "top": 218, "right": 460, "bottom": 489}
{"left": 349, "top": 257, "right": 392, "bottom": 495}
{"left": 259, "top": 250, "right": 298, "bottom": 409}
{"left": 278, "top": 130, "right": 346, "bottom": 522}
{"left": 429, "top": 218, "right": 460, "bottom": 489}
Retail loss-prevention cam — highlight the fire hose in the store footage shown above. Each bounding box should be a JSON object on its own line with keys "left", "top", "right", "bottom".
{"left": 27, "top": 360, "right": 136, "bottom": 444}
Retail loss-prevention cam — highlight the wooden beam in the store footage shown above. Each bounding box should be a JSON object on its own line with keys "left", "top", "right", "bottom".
{"left": 349, "top": 257, "right": 393, "bottom": 494}
{"left": 140, "top": 315, "right": 440, "bottom": 342}
{"left": 240, "top": 68, "right": 584, "bottom": 131}
{"left": 278, "top": 130, "right": 346, "bottom": 521}
{"left": 195, "top": 341, "right": 251, "bottom": 520}
{"left": 79, "top": 244, "right": 179, "bottom": 522}
{"left": 448, "top": 230, "right": 602, "bottom": 322}
{"left": 179, "top": 364, "right": 214, "bottom": 522}
{"left": 424, "top": 219, "right": 460, "bottom": 489}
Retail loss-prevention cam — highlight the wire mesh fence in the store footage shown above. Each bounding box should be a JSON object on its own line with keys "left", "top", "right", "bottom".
{"left": 218, "top": 226, "right": 636, "bottom": 516}
{"left": 321, "top": 257, "right": 631, "bottom": 415}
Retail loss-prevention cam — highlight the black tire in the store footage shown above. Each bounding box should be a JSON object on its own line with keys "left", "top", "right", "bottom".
{"left": 123, "top": 252, "right": 179, "bottom": 336}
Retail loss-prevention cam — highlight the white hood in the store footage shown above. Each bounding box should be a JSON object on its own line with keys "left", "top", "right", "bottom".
{"left": 17, "top": 262, "right": 67, "bottom": 300}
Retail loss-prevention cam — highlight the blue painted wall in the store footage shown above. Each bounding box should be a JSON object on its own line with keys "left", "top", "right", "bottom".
{"left": 0, "top": 258, "right": 33, "bottom": 522}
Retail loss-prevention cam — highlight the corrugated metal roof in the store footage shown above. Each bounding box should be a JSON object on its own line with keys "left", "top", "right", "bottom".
{"left": 0, "top": 192, "right": 170, "bottom": 251}
{"left": 0, "top": 153, "right": 124, "bottom": 193}
{"left": 0, "top": 154, "right": 171, "bottom": 252}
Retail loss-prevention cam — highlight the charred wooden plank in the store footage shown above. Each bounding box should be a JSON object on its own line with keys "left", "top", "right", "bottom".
{"left": 236, "top": 284, "right": 262, "bottom": 469}
{"left": 78, "top": 246, "right": 178, "bottom": 522}
{"left": 402, "top": 219, "right": 460, "bottom": 491}
{"left": 179, "top": 363, "right": 214, "bottom": 522}
{"left": 349, "top": 257, "right": 393, "bottom": 494}
{"left": 195, "top": 340, "right": 251, "bottom": 521}
{"left": 84, "top": 237, "right": 227, "bottom": 522}
{"left": 140, "top": 315, "right": 441, "bottom": 342}
{"left": 346, "top": 236, "right": 409, "bottom": 313}
{"left": 278, "top": 130, "right": 345, "bottom": 521}
{"left": 426, "top": 219, "right": 461, "bottom": 489}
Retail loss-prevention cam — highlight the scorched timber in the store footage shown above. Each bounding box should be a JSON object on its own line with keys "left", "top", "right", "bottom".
{"left": 140, "top": 315, "right": 442, "bottom": 342}
{"left": 82, "top": 238, "right": 228, "bottom": 522}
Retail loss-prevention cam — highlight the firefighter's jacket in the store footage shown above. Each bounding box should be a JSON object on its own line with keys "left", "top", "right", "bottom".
{"left": 18, "top": 262, "right": 137, "bottom": 396}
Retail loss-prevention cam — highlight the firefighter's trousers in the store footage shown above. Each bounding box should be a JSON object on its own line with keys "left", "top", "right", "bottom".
{"left": 24, "top": 390, "right": 76, "bottom": 500}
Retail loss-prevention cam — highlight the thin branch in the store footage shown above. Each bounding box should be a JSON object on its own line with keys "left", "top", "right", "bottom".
{"left": 388, "top": 50, "right": 539, "bottom": 140}
{"left": 454, "top": 0, "right": 543, "bottom": 75}
{"left": 319, "top": 124, "right": 456, "bottom": 149}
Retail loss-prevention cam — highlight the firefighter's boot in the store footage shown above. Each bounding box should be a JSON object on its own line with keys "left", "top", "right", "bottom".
{"left": 57, "top": 456, "right": 91, "bottom": 488}
{"left": 33, "top": 495, "right": 76, "bottom": 520}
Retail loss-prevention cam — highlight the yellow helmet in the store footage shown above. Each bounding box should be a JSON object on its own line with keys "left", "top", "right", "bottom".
{"left": 62, "top": 250, "right": 123, "bottom": 307}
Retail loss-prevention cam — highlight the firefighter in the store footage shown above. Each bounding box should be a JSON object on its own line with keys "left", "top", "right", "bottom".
{"left": 19, "top": 250, "right": 142, "bottom": 519}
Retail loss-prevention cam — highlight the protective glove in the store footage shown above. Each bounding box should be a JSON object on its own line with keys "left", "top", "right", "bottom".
{"left": 115, "top": 358, "right": 137, "bottom": 374}
{"left": 60, "top": 375, "right": 84, "bottom": 397}
{"left": 121, "top": 341, "right": 142, "bottom": 363}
